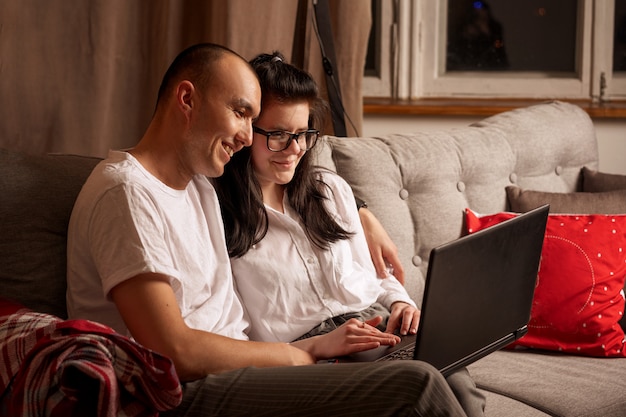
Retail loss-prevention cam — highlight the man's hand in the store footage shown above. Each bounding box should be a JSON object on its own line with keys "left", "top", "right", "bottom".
{"left": 385, "top": 302, "right": 420, "bottom": 336}
{"left": 358, "top": 207, "right": 406, "bottom": 284}
{"left": 290, "top": 317, "right": 400, "bottom": 360}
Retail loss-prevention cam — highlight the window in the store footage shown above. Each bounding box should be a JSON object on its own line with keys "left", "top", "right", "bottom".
{"left": 363, "top": 0, "right": 395, "bottom": 97}
{"left": 364, "top": 0, "right": 626, "bottom": 101}
{"left": 616, "top": 1, "right": 626, "bottom": 72}
{"left": 445, "top": 1, "right": 576, "bottom": 72}
{"left": 610, "top": 0, "right": 626, "bottom": 98}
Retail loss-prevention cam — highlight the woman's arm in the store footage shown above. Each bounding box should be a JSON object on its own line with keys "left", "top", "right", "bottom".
{"left": 357, "top": 204, "right": 406, "bottom": 285}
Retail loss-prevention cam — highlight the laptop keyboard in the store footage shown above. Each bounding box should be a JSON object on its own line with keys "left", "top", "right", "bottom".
{"left": 377, "top": 344, "right": 415, "bottom": 361}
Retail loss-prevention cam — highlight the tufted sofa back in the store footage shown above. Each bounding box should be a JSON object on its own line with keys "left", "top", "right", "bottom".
{"left": 315, "top": 101, "right": 599, "bottom": 303}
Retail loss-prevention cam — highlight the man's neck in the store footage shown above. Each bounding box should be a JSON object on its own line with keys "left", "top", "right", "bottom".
{"left": 129, "top": 134, "right": 190, "bottom": 191}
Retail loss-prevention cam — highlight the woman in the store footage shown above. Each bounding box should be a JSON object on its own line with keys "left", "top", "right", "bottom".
{"left": 213, "top": 51, "right": 418, "bottom": 346}
{"left": 213, "top": 52, "right": 486, "bottom": 417}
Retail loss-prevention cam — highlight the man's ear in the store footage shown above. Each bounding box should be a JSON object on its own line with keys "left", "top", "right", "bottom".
{"left": 176, "top": 80, "right": 195, "bottom": 113}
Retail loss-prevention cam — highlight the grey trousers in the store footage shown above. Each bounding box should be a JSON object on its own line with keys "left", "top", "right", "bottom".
{"left": 294, "top": 304, "right": 486, "bottom": 417}
{"left": 163, "top": 304, "right": 485, "bottom": 416}
{"left": 162, "top": 361, "right": 468, "bottom": 417}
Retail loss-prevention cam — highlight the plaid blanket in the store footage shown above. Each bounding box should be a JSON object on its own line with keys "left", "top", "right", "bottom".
{"left": 0, "top": 298, "right": 182, "bottom": 417}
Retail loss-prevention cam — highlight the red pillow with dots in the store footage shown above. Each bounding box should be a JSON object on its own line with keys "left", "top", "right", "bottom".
{"left": 466, "top": 209, "right": 626, "bottom": 357}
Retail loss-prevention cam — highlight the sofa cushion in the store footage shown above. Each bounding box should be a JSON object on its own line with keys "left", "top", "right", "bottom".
{"left": 583, "top": 167, "right": 626, "bottom": 192}
{"left": 507, "top": 186, "right": 626, "bottom": 214}
{"left": 0, "top": 149, "right": 99, "bottom": 318}
{"left": 469, "top": 350, "right": 626, "bottom": 417}
{"left": 466, "top": 209, "right": 626, "bottom": 357}
{"left": 479, "top": 390, "right": 551, "bottom": 417}
{"left": 506, "top": 185, "right": 626, "bottom": 332}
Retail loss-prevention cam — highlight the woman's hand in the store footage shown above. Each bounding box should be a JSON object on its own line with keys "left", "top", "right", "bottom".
{"left": 385, "top": 302, "right": 420, "bottom": 336}
{"left": 290, "top": 316, "right": 400, "bottom": 360}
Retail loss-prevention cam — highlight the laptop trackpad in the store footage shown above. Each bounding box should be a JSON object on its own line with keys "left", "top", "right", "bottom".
{"left": 346, "top": 344, "right": 391, "bottom": 362}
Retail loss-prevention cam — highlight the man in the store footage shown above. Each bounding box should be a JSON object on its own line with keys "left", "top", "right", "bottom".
{"left": 67, "top": 43, "right": 469, "bottom": 416}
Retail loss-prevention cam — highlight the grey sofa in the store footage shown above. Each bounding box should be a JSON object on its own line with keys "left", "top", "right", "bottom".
{"left": 316, "top": 101, "right": 626, "bottom": 416}
{"left": 1, "top": 101, "right": 625, "bottom": 416}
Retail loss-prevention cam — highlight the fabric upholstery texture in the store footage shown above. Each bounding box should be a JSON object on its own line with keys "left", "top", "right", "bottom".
{"left": 0, "top": 150, "right": 100, "bottom": 318}
{"left": 468, "top": 349, "right": 626, "bottom": 417}
{"left": 583, "top": 167, "right": 626, "bottom": 192}
{"left": 319, "top": 101, "right": 598, "bottom": 304}
{"left": 507, "top": 186, "right": 626, "bottom": 214}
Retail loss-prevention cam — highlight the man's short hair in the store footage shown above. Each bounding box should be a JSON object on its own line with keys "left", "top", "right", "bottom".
{"left": 156, "top": 43, "right": 243, "bottom": 106}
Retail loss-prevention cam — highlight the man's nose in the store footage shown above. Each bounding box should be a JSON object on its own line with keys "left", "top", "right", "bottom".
{"left": 239, "top": 121, "right": 254, "bottom": 147}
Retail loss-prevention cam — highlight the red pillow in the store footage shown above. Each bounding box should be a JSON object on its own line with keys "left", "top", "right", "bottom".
{"left": 466, "top": 209, "right": 626, "bottom": 357}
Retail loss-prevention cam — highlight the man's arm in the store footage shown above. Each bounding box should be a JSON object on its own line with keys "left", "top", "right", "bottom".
{"left": 110, "top": 273, "right": 315, "bottom": 381}
{"left": 111, "top": 273, "right": 403, "bottom": 379}
{"left": 357, "top": 206, "right": 406, "bottom": 285}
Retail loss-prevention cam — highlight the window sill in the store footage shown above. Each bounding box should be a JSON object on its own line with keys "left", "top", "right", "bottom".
{"left": 363, "top": 98, "right": 626, "bottom": 119}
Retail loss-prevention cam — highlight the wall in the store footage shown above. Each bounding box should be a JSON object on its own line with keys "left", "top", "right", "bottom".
{"left": 363, "top": 115, "right": 626, "bottom": 175}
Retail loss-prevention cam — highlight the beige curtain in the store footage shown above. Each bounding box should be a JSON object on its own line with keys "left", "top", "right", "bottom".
{"left": 0, "top": 0, "right": 370, "bottom": 157}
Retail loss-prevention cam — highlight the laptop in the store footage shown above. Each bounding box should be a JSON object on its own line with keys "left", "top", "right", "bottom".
{"left": 335, "top": 204, "right": 549, "bottom": 377}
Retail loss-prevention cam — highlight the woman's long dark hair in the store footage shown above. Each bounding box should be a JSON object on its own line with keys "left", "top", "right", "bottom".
{"left": 213, "top": 51, "right": 352, "bottom": 258}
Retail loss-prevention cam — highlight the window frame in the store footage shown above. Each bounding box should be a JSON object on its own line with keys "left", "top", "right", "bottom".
{"left": 363, "top": 0, "right": 625, "bottom": 102}
{"left": 418, "top": 0, "right": 593, "bottom": 100}
{"left": 362, "top": 0, "right": 395, "bottom": 97}
{"left": 595, "top": 0, "right": 626, "bottom": 100}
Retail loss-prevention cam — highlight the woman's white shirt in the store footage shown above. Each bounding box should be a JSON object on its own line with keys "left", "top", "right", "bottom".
{"left": 230, "top": 170, "right": 415, "bottom": 343}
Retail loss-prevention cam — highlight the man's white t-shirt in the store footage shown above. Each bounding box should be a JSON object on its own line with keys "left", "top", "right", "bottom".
{"left": 67, "top": 150, "right": 249, "bottom": 340}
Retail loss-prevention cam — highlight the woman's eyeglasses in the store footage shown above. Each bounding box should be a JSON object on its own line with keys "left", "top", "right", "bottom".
{"left": 253, "top": 126, "right": 319, "bottom": 152}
